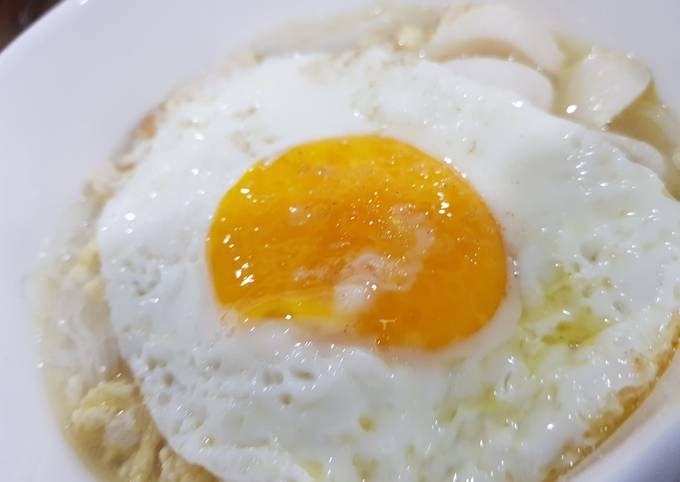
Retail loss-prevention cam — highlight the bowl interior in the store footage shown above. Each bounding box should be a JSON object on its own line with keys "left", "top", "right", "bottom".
{"left": 1, "top": 0, "right": 679, "bottom": 480}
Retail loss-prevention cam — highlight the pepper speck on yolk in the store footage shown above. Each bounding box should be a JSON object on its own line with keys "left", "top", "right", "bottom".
{"left": 208, "top": 136, "right": 506, "bottom": 350}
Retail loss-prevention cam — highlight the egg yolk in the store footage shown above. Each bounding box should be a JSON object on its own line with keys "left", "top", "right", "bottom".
{"left": 208, "top": 136, "right": 506, "bottom": 350}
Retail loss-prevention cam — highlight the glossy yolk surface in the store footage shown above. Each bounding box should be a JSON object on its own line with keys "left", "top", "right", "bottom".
{"left": 208, "top": 136, "right": 506, "bottom": 350}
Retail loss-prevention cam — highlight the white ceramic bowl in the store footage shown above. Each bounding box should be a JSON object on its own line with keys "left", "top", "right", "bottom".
{"left": 1, "top": 1, "right": 680, "bottom": 480}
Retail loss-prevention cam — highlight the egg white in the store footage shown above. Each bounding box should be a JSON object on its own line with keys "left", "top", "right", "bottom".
{"left": 97, "top": 49, "right": 680, "bottom": 482}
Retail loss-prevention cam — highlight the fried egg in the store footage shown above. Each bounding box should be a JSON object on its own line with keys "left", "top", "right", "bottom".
{"left": 97, "top": 49, "right": 680, "bottom": 482}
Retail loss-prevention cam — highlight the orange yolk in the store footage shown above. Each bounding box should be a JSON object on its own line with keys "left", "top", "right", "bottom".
{"left": 208, "top": 136, "right": 506, "bottom": 350}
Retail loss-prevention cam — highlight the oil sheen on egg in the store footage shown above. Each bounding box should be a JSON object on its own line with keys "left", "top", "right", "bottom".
{"left": 97, "top": 49, "right": 680, "bottom": 482}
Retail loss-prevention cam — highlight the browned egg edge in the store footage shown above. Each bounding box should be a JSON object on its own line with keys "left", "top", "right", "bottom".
{"left": 545, "top": 316, "right": 680, "bottom": 481}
